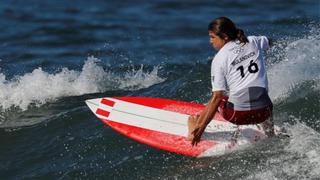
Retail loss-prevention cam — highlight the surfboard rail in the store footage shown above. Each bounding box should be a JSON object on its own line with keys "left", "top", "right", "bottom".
{"left": 86, "top": 96, "right": 271, "bottom": 157}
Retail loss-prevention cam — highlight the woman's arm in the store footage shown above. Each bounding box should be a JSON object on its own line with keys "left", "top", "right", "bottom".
{"left": 191, "top": 90, "right": 224, "bottom": 146}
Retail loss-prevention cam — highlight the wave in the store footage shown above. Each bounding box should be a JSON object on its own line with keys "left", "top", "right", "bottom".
{"left": 267, "top": 26, "right": 320, "bottom": 102}
{"left": 242, "top": 122, "right": 320, "bottom": 180}
{"left": 0, "top": 56, "right": 165, "bottom": 111}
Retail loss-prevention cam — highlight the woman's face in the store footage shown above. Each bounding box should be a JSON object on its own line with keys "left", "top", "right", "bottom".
{"left": 208, "top": 31, "right": 228, "bottom": 51}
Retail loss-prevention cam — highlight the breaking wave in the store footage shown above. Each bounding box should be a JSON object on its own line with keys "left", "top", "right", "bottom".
{"left": 0, "top": 56, "right": 165, "bottom": 111}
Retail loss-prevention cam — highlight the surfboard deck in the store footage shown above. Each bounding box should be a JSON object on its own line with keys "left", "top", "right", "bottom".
{"left": 86, "top": 97, "right": 278, "bottom": 157}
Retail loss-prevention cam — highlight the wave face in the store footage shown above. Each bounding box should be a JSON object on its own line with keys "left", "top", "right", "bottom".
{"left": 0, "top": 0, "right": 319, "bottom": 179}
{"left": 268, "top": 27, "right": 320, "bottom": 101}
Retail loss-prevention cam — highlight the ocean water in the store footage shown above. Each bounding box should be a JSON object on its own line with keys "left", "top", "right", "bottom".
{"left": 0, "top": 0, "right": 319, "bottom": 179}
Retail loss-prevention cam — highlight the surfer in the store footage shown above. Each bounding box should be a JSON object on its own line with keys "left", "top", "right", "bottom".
{"left": 188, "top": 17, "right": 274, "bottom": 146}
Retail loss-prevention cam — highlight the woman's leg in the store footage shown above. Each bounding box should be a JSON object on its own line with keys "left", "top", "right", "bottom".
{"left": 261, "top": 106, "right": 275, "bottom": 137}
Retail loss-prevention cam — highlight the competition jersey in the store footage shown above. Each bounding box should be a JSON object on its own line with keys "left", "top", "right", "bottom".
{"left": 211, "top": 36, "right": 272, "bottom": 111}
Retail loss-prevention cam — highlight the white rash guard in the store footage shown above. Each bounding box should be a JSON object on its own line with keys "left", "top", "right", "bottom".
{"left": 211, "top": 36, "right": 272, "bottom": 111}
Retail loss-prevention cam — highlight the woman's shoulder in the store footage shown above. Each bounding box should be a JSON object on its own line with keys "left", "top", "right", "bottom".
{"left": 247, "top": 35, "right": 269, "bottom": 42}
{"left": 247, "top": 35, "right": 270, "bottom": 50}
{"left": 213, "top": 48, "right": 229, "bottom": 63}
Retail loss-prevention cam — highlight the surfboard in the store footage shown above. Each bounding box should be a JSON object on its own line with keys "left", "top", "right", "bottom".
{"left": 86, "top": 97, "right": 278, "bottom": 157}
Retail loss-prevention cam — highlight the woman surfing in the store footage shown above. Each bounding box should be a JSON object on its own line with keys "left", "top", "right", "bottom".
{"left": 188, "top": 17, "right": 274, "bottom": 146}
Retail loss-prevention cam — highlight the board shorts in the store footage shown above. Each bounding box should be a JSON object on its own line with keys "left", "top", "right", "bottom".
{"left": 218, "top": 96, "right": 273, "bottom": 125}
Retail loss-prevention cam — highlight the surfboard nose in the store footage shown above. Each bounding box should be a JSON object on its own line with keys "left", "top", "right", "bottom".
{"left": 85, "top": 98, "right": 101, "bottom": 114}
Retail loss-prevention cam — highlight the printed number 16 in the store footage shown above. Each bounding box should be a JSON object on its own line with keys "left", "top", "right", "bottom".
{"left": 236, "top": 60, "right": 259, "bottom": 78}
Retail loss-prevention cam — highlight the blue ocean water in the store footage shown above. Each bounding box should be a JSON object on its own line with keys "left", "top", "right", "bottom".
{"left": 0, "top": 0, "right": 319, "bottom": 179}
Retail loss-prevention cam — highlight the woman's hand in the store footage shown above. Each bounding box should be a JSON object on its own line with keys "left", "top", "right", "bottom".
{"left": 187, "top": 114, "right": 200, "bottom": 141}
{"left": 191, "top": 126, "right": 205, "bottom": 146}
{"left": 188, "top": 91, "right": 224, "bottom": 146}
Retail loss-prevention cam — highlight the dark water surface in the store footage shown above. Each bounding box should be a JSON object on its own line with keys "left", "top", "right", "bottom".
{"left": 0, "top": 0, "right": 319, "bottom": 179}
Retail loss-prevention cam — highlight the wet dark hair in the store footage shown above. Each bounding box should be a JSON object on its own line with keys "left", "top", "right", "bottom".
{"left": 208, "top": 17, "right": 248, "bottom": 44}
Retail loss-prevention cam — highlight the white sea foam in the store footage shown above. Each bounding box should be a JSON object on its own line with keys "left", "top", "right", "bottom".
{"left": 0, "top": 56, "right": 165, "bottom": 111}
{"left": 243, "top": 122, "right": 320, "bottom": 180}
{"left": 268, "top": 29, "right": 320, "bottom": 101}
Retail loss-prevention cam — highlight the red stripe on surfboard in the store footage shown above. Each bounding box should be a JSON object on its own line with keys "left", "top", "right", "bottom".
{"left": 101, "top": 98, "right": 115, "bottom": 107}
{"left": 96, "top": 109, "right": 110, "bottom": 117}
{"left": 99, "top": 118, "right": 216, "bottom": 157}
{"left": 113, "top": 97, "right": 225, "bottom": 121}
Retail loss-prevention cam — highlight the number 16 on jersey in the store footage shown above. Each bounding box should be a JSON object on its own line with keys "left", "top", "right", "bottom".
{"left": 236, "top": 60, "right": 259, "bottom": 78}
